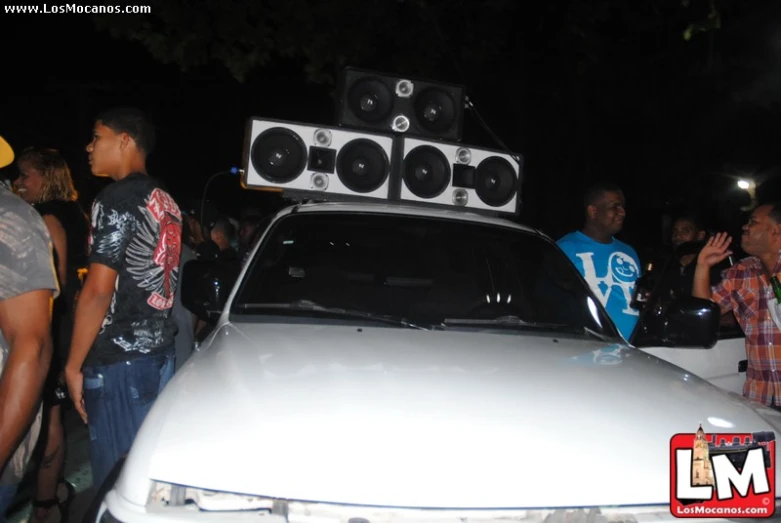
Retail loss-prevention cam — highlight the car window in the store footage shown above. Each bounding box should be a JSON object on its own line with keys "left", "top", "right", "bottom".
{"left": 231, "top": 212, "right": 619, "bottom": 339}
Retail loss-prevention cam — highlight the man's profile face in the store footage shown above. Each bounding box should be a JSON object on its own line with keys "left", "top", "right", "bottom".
{"left": 589, "top": 190, "right": 626, "bottom": 236}
{"left": 671, "top": 219, "right": 705, "bottom": 247}
{"left": 85, "top": 122, "right": 122, "bottom": 178}
{"left": 741, "top": 205, "right": 780, "bottom": 256}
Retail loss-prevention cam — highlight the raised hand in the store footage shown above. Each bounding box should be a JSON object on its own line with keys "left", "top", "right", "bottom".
{"left": 697, "top": 232, "right": 733, "bottom": 269}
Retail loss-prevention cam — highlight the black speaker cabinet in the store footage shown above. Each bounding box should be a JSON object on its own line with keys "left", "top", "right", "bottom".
{"left": 336, "top": 67, "right": 466, "bottom": 142}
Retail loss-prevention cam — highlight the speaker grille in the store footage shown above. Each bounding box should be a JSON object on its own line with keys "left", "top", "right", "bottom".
{"left": 347, "top": 77, "right": 394, "bottom": 124}
{"left": 336, "top": 139, "right": 390, "bottom": 194}
{"left": 475, "top": 157, "right": 517, "bottom": 207}
{"left": 413, "top": 87, "right": 458, "bottom": 135}
{"left": 402, "top": 145, "right": 451, "bottom": 199}
{"left": 250, "top": 128, "right": 307, "bottom": 183}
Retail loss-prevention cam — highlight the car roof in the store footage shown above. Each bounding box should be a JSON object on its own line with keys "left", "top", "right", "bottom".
{"left": 276, "top": 201, "right": 543, "bottom": 236}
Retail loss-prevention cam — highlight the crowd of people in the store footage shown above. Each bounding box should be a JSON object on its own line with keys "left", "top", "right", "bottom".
{"left": 1, "top": 107, "right": 780, "bottom": 523}
{"left": 556, "top": 180, "right": 781, "bottom": 412}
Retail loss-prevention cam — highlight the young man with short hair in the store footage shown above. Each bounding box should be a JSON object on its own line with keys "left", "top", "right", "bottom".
{"left": 65, "top": 107, "right": 182, "bottom": 489}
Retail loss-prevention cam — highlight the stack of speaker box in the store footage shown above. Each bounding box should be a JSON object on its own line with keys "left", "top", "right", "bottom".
{"left": 242, "top": 67, "right": 524, "bottom": 216}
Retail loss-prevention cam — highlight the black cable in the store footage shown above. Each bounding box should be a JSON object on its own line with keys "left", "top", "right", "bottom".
{"left": 425, "top": 6, "right": 523, "bottom": 168}
{"left": 199, "top": 167, "right": 241, "bottom": 239}
{"left": 465, "top": 96, "right": 523, "bottom": 167}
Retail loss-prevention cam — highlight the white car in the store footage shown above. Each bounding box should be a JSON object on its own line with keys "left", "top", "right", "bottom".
{"left": 97, "top": 201, "right": 777, "bottom": 522}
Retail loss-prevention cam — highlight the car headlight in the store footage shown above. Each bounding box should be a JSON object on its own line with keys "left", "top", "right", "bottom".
{"left": 150, "top": 481, "right": 274, "bottom": 512}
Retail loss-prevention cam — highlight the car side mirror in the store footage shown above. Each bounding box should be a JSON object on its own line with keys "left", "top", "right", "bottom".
{"left": 649, "top": 296, "right": 720, "bottom": 348}
{"left": 181, "top": 259, "right": 240, "bottom": 323}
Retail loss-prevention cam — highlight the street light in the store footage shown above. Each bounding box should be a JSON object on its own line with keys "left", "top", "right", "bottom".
{"left": 737, "top": 178, "right": 756, "bottom": 210}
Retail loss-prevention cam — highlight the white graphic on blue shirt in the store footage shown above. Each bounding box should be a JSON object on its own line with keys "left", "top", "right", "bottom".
{"left": 577, "top": 251, "right": 640, "bottom": 316}
{"left": 557, "top": 232, "right": 641, "bottom": 340}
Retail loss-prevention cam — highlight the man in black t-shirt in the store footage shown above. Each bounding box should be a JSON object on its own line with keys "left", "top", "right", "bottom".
{"left": 65, "top": 107, "right": 182, "bottom": 490}
{"left": 669, "top": 214, "right": 708, "bottom": 300}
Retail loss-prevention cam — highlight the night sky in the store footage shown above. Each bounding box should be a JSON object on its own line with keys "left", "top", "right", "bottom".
{"left": 1, "top": 1, "right": 780, "bottom": 263}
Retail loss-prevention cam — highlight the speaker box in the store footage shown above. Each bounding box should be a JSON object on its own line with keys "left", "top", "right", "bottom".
{"left": 336, "top": 67, "right": 466, "bottom": 142}
{"left": 398, "top": 136, "right": 523, "bottom": 215}
{"left": 242, "top": 117, "right": 395, "bottom": 201}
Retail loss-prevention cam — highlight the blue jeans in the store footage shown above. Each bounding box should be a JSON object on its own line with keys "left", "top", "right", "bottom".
{"left": 83, "top": 349, "right": 175, "bottom": 491}
{"left": 0, "top": 483, "right": 18, "bottom": 523}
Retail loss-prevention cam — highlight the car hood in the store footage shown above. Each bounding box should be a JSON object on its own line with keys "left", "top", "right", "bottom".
{"left": 119, "top": 322, "right": 781, "bottom": 509}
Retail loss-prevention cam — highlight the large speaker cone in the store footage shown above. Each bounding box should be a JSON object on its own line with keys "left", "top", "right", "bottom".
{"left": 336, "top": 139, "right": 390, "bottom": 193}
{"left": 347, "top": 78, "right": 393, "bottom": 123}
{"left": 250, "top": 128, "right": 307, "bottom": 183}
{"left": 475, "top": 157, "right": 517, "bottom": 207}
{"left": 413, "top": 87, "right": 457, "bottom": 135}
{"left": 402, "top": 146, "right": 451, "bottom": 198}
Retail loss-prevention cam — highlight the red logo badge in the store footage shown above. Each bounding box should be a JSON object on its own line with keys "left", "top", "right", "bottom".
{"left": 670, "top": 425, "right": 775, "bottom": 518}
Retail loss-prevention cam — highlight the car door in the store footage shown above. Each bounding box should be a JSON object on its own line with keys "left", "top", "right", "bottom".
{"left": 631, "top": 241, "right": 746, "bottom": 395}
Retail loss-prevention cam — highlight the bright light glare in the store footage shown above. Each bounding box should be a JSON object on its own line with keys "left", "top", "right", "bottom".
{"left": 587, "top": 297, "right": 602, "bottom": 328}
{"left": 737, "top": 179, "right": 751, "bottom": 190}
{"left": 707, "top": 416, "right": 735, "bottom": 429}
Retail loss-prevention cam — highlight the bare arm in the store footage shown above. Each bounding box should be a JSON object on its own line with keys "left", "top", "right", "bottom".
{"left": 0, "top": 289, "right": 53, "bottom": 467}
{"left": 692, "top": 232, "right": 733, "bottom": 301}
{"left": 65, "top": 263, "right": 117, "bottom": 423}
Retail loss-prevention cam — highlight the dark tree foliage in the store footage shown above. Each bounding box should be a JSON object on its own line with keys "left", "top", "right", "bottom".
{"left": 92, "top": 0, "right": 780, "bottom": 242}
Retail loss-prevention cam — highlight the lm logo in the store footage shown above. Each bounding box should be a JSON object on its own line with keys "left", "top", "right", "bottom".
{"left": 670, "top": 425, "right": 776, "bottom": 518}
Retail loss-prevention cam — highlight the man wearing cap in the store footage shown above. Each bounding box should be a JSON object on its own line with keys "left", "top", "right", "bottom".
{"left": 0, "top": 135, "right": 58, "bottom": 520}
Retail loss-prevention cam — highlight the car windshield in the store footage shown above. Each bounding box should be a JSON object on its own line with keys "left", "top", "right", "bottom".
{"left": 231, "top": 211, "right": 619, "bottom": 340}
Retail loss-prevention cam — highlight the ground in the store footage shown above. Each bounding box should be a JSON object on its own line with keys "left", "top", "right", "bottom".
{"left": 7, "top": 405, "right": 96, "bottom": 523}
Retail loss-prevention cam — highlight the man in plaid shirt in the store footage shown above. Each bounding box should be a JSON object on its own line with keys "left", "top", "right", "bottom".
{"left": 693, "top": 202, "right": 781, "bottom": 408}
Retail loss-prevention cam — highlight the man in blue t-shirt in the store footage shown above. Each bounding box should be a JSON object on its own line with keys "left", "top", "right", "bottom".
{"left": 557, "top": 182, "right": 641, "bottom": 340}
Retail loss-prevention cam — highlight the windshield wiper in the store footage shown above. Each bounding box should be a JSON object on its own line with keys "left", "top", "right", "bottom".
{"left": 235, "top": 300, "right": 436, "bottom": 330}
